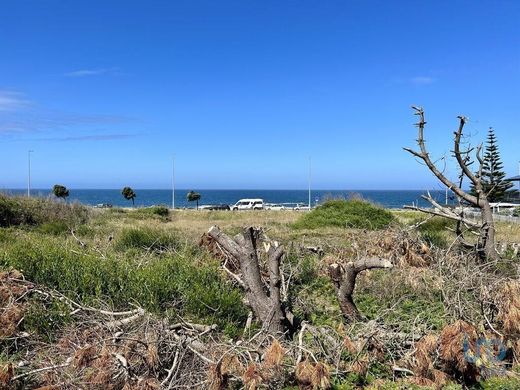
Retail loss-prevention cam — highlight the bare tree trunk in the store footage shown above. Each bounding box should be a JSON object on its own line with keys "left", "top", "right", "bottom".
{"left": 328, "top": 257, "right": 393, "bottom": 323}
{"left": 403, "top": 107, "right": 498, "bottom": 261}
{"left": 480, "top": 201, "right": 496, "bottom": 260}
{"left": 207, "top": 225, "right": 289, "bottom": 335}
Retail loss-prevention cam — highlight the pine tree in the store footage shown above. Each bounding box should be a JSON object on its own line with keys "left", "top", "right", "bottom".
{"left": 471, "top": 127, "right": 514, "bottom": 202}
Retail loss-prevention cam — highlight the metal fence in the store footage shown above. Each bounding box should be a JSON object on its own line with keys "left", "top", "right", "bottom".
{"left": 464, "top": 210, "right": 520, "bottom": 224}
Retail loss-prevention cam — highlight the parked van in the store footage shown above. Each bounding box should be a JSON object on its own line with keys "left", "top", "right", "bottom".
{"left": 232, "top": 199, "right": 264, "bottom": 210}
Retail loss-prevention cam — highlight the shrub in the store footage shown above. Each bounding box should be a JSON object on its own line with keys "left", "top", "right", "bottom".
{"left": 412, "top": 217, "right": 454, "bottom": 248}
{"left": 0, "top": 195, "right": 35, "bottom": 226}
{"left": 293, "top": 199, "right": 394, "bottom": 230}
{"left": 148, "top": 205, "right": 169, "bottom": 217}
{"left": 114, "top": 227, "right": 180, "bottom": 252}
{"left": 0, "top": 194, "right": 89, "bottom": 228}
{"left": 134, "top": 205, "right": 170, "bottom": 218}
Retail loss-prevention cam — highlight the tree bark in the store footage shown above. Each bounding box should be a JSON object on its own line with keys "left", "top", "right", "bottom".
{"left": 328, "top": 257, "right": 393, "bottom": 323}
{"left": 207, "top": 225, "right": 289, "bottom": 335}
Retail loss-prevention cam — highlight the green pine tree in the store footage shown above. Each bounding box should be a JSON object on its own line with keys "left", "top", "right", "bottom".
{"left": 470, "top": 127, "right": 515, "bottom": 202}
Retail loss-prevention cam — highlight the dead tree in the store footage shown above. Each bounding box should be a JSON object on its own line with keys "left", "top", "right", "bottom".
{"left": 403, "top": 107, "right": 498, "bottom": 261}
{"left": 328, "top": 257, "right": 393, "bottom": 322}
{"left": 207, "top": 225, "right": 293, "bottom": 335}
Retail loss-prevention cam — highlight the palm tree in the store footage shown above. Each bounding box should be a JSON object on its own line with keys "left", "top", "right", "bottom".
{"left": 121, "top": 187, "right": 136, "bottom": 206}
{"left": 186, "top": 191, "right": 201, "bottom": 209}
{"left": 52, "top": 184, "right": 69, "bottom": 201}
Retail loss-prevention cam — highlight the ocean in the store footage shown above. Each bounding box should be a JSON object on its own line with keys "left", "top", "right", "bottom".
{"left": 1, "top": 189, "right": 454, "bottom": 209}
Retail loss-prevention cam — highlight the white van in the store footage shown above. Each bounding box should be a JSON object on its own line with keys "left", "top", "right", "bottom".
{"left": 232, "top": 198, "right": 264, "bottom": 210}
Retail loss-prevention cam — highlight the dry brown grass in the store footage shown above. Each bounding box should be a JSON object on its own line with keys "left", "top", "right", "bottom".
{"left": 243, "top": 363, "right": 263, "bottom": 390}
{"left": 0, "top": 363, "right": 13, "bottom": 388}
{"left": 263, "top": 339, "right": 285, "bottom": 370}
{"left": 438, "top": 320, "right": 479, "bottom": 380}
{"left": 220, "top": 354, "right": 244, "bottom": 377}
{"left": 414, "top": 334, "right": 438, "bottom": 377}
{"left": 0, "top": 270, "right": 29, "bottom": 339}
{"left": 311, "top": 362, "right": 330, "bottom": 389}
{"left": 168, "top": 210, "right": 300, "bottom": 243}
{"left": 295, "top": 360, "right": 314, "bottom": 388}
{"left": 495, "top": 280, "right": 520, "bottom": 336}
{"left": 207, "top": 361, "right": 226, "bottom": 390}
{"left": 495, "top": 221, "right": 520, "bottom": 243}
{"left": 295, "top": 360, "right": 331, "bottom": 389}
{"left": 342, "top": 335, "right": 358, "bottom": 356}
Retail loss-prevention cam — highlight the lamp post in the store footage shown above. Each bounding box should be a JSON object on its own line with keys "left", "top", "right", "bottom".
{"left": 27, "top": 150, "right": 34, "bottom": 197}
{"left": 172, "top": 155, "right": 175, "bottom": 210}
{"left": 308, "top": 156, "right": 311, "bottom": 210}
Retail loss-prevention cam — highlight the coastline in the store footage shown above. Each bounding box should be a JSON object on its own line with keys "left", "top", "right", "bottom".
{"left": 1, "top": 189, "right": 455, "bottom": 210}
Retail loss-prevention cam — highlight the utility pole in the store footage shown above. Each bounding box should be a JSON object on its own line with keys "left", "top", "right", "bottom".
{"left": 308, "top": 156, "right": 311, "bottom": 210}
{"left": 27, "top": 150, "right": 33, "bottom": 197}
{"left": 172, "top": 155, "right": 176, "bottom": 210}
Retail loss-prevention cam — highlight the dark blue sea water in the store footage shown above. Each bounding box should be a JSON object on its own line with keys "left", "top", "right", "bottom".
{"left": 1, "top": 189, "right": 455, "bottom": 209}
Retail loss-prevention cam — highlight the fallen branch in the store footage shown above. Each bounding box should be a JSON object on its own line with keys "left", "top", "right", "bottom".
{"left": 12, "top": 359, "right": 72, "bottom": 381}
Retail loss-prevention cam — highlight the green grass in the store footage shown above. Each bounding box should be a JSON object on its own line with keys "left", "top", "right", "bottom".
{"left": 114, "top": 226, "right": 182, "bottom": 252}
{"left": 0, "top": 231, "right": 247, "bottom": 332}
{"left": 355, "top": 269, "right": 446, "bottom": 331}
{"left": 477, "top": 376, "right": 520, "bottom": 389}
{"left": 38, "top": 221, "right": 70, "bottom": 235}
{"left": 293, "top": 199, "right": 395, "bottom": 230}
{"left": 23, "top": 299, "right": 72, "bottom": 342}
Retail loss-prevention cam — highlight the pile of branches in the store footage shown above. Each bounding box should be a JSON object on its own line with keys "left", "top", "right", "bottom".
{"left": 0, "top": 269, "right": 429, "bottom": 389}
{"left": 331, "top": 226, "right": 434, "bottom": 268}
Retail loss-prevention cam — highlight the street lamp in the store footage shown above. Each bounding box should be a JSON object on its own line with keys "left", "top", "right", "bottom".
{"left": 308, "top": 156, "right": 312, "bottom": 210}
{"left": 27, "top": 150, "right": 34, "bottom": 197}
{"left": 172, "top": 155, "right": 176, "bottom": 210}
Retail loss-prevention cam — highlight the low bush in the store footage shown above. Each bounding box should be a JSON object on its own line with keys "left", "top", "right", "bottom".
{"left": 124, "top": 206, "right": 170, "bottom": 221}
{"left": 146, "top": 205, "right": 169, "bottom": 217}
{"left": 412, "top": 217, "right": 454, "bottom": 248}
{"left": 0, "top": 194, "right": 89, "bottom": 227}
{"left": 0, "top": 195, "right": 35, "bottom": 226}
{"left": 114, "top": 227, "right": 181, "bottom": 252}
{"left": 293, "top": 199, "right": 395, "bottom": 230}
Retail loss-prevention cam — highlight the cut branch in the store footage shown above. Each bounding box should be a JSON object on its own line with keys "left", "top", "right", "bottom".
{"left": 328, "top": 256, "right": 393, "bottom": 323}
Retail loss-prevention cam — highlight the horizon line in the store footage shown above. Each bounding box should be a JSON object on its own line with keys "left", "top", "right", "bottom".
{"left": 2, "top": 188, "right": 457, "bottom": 192}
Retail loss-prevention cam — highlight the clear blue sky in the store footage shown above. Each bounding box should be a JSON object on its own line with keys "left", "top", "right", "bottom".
{"left": 1, "top": 0, "right": 519, "bottom": 190}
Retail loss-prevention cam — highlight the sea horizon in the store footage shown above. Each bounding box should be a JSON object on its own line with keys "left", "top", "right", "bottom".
{"left": 1, "top": 188, "right": 455, "bottom": 209}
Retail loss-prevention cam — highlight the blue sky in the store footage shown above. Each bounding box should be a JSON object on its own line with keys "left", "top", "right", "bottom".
{"left": 1, "top": 0, "right": 519, "bottom": 190}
